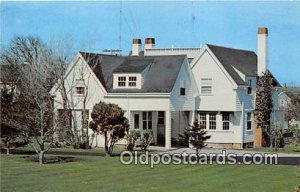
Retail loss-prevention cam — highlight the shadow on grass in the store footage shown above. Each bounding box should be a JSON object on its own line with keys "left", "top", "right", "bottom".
{"left": 21, "top": 155, "right": 78, "bottom": 164}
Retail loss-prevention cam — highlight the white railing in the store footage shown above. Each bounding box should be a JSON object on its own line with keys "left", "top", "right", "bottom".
{"left": 144, "top": 47, "right": 202, "bottom": 59}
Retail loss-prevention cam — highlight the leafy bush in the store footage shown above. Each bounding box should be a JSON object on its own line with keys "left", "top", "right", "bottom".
{"left": 126, "top": 130, "right": 141, "bottom": 151}
{"left": 140, "top": 131, "right": 153, "bottom": 152}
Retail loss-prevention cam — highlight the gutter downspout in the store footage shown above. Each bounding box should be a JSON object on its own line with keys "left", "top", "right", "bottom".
{"left": 241, "top": 100, "right": 245, "bottom": 149}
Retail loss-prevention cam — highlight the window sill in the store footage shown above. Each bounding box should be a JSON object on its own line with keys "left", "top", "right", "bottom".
{"left": 114, "top": 87, "right": 139, "bottom": 89}
{"left": 200, "top": 94, "right": 214, "bottom": 96}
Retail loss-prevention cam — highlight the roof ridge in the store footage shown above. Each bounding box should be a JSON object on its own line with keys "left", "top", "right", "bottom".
{"left": 206, "top": 44, "right": 256, "bottom": 54}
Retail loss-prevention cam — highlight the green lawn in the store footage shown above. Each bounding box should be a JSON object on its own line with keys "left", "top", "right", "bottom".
{"left": 1, "top": 153, "right": 300, "bottom": 192}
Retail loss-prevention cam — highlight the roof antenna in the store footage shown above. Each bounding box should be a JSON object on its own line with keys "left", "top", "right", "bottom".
{"left": 102, "top": 1, "right": 122, "bottom": 55}
{"left": 119, "top": 0, "right": 122, "bottom": 52}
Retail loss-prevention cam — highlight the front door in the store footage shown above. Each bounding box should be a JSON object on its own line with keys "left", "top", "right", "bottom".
{"left": 157, "top": 111, "right": 165, "bottom": 145}
{"left": 134, "top": 114, "right": 140, "bottom": 129}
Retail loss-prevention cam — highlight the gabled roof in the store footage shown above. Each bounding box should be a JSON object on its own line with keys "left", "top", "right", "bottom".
{"left": 207, "top": 44, "right": 280, "bottom": 87}
{"left": 283, "top": 86, "right": 300, "bottom": 100}
{"left": 80, "top": 52, "right": 186, "bottom": 93}
{"left": 80, "top": 52, "right": 125, "bottom": 91}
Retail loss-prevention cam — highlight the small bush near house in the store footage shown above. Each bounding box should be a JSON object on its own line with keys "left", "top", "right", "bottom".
{"left": 184, "top": 120, "right": 211, "bottom": 159}
{"left": 140, "top": 131, "right": 153, "bottom": 152}
{"left": 126, "top": 130, "right": 141, "bottom": 151}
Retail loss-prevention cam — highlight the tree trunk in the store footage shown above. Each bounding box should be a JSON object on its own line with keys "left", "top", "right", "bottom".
{"left": 254, "top": 126, "right": 263, "bottom": 148}
{"left": 39, "top": 151, "right": 45, "bottom": 164}
{"left": 6, "top": 141, "right": 10, "bottom": 155}
{"left": 196, "top": 147, "right": 200, "bottom": 161}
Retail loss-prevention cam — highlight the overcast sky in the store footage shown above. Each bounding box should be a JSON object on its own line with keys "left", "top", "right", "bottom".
{"left": 1, "top": 1, "right": 300, "bottom": 85}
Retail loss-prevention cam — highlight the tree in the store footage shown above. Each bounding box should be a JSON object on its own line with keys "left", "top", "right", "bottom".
{"left": 1, "top": 36, "right": 66, "bottom": 164}
{"left": 254, "top": 71, "right": 273, "bottom": 147}
{"left": 89, "top": 101, "right": 129, "bottom": 156}
{"left": 0, "top": 88, "right": 29, "bottom": 154}
{"left": 183, "top": 120, "right": 211, "bottom": 159}
{"left": 285, "top": 95, "right": 300, "bottom": 128}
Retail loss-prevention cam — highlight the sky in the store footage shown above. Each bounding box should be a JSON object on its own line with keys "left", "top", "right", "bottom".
{"left": 1, "top": 1, "right": 300, "bottom": 85}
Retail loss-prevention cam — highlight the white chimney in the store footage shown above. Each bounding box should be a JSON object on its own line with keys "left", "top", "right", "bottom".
{"left": 144, "top": 38, "right": 155, "bottom": 50}
{"left": 257, "top": 27, "right": 268, "bottom": 76}
{"left": 132, "top": 38, "right": 141, "bottom": 56}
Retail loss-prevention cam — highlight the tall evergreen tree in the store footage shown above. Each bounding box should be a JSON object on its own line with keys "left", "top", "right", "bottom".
{"left": 184, "top": 120, "right": 211, "bottom": 159}
{"left": 255, "top": 71, "right": 273, "bottom": 146}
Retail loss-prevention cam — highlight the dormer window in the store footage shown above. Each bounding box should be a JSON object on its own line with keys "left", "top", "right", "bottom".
{"left": 128, "top": 76, "right": 137, "bottom": 87}
{"left": 114, "top": 74, "right": 141, "bottom": 89}
{"left": 118, "top": 76, "right": 126, "bottom": 87}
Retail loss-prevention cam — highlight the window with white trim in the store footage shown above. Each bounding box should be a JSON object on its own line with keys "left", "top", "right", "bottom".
{"left": 75, "top": 87, "right": 85, "bottom": 95}
{"left": 128, "top": 76, "right": 137, "bottom": 87}
{"left": 201, "top": 78, "right": 212, "bottom": 94}
{"left": 199, "top": 113, "right": 206, "bottom": 129}
{"left": 158, "top": 111, "right": 165, "bottom": 125}
{"left": 247, "top": 113, "right": 252, "bottom": 130}
{"left": 142, "top": 112, "right": 152, "bottom": 130}
{"left": 118, "top": 76, "right": 126, "bottom": 87}
{"left": 209, "top": 114, "right": 216, "bottom": 130}
{"left": 180, "top": 80, "right": 186, "bottom": 96}
{"left": 222, "top": 113, "right": 230, "bottom": 130}
{"left": 247, "top": 79, "right": 252, "bottom": 94}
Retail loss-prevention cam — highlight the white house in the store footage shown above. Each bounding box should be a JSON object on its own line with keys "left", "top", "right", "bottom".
{"left": 51, "top": 27, "right": 282, "bottom": 149}
{"left": 51, "top": 41, "right": 198, "bottom": 149}
{"left": 142, "top": 27, "right": 281, "bottom": 148}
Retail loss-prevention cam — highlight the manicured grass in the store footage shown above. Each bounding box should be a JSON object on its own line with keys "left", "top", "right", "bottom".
{"left": 1, "top": 153, "right": 300, "bottom": 192}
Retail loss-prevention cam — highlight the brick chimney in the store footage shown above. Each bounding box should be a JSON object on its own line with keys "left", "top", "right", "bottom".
{"left": 257, "top": 27, "right": 268, "bottom": 76}
{"left": 144, "top": 38, "right": 155, "bottom": 50}
{"left": 132, "top": 38, "right": 141, "bottom": 56}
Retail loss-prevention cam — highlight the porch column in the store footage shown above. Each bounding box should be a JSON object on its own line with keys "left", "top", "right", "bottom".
{"left": 165, "top": 110, "right": 171, "bottom": 150}
{"left": 189, "top": 110, "right": 195, "bottom": 125}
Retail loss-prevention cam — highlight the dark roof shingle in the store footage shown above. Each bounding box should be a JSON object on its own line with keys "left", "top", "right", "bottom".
{"left": 207, "top": 44, "right": 280, "bottom": 87}
{"left": 80, "top": 52, "right": 186, "bottom": 93}
{"left": 113, "top": 57, "right": 153, "bottom": 73}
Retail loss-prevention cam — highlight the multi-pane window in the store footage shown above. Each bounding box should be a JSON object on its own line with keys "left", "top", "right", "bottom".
{"left": 142, "top": 112, "right": 152, "bottom": 130}
{"left": 199, "top": 113, "right": 206, "bottom": 129}
{"left": 128, "top": 76, "right": 137, "bottom": 87}
{"left": 75, "top": 87, "right": 85, "bottom": 95}
{"left": 118, "top": 76, "right": 126, "bottom": 87}
{"left": 209, "top": 114, "right": 216, "bottom": 130}
{"left": 158, "top": 111, "right": 165, "bottom": 125}
{"left": 201, "top": 78, "right": 212, "bottom": 94}
{"left": 247, "top": 113, "right": 252, "bottom": 130}
{"left": 248, "top": 79, "right": 252, "bottom": 94}
{"left": 222, "top": 113, "right": 230, "bottom": 130}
